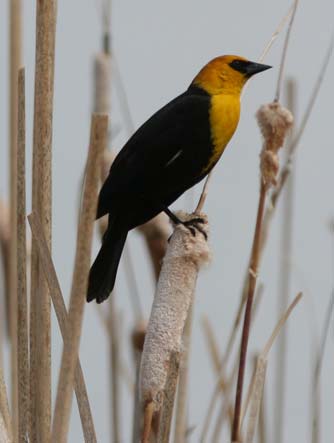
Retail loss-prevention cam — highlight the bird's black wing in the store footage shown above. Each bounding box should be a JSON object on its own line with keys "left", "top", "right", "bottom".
{"left": 98, "top": 90, "right": 212, "bottom": 218}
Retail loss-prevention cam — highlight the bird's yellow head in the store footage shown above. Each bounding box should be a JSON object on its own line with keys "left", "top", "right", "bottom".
{"left": 192, "top": 55, "right": 271, "bottom": 96}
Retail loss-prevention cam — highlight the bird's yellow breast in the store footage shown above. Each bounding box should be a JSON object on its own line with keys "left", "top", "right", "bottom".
{"left": 203, "top": 94, "right": 240, "bottom": 173}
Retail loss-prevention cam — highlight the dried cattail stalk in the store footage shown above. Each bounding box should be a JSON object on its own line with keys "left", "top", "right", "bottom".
{"left": 52, "top": 114, "right": 108, "bottom": 443}
{"left": 140, "top": 213, "right": 210, "bottom": 440}
{"left": 157, "top": 351, "right": 180, "bottom": 443}
{"left": 0, "top": 366, "right": 12, "bottom": 442}
{"left": 8, "top": 1, "right": 22, "bottom": 431}
{"left": 245, "top": 357, "right": 267, "bottom": 443}
{"left": 173, "top": 305, "right": 194, "bottom": 443}
{"left": 94, "top": 53, "right": 112, "bottom": 114}
{"left": 274, "top": 77, "right": 296, "bottom": 443}
{"left": 16, "top": 68, "right": 30, "bottom": 443}
{"left": 30, "top": 1, "right": 57, "bottom": 439}
{"left": 241, "top": 293, "right": 302, "bottom": 443}
{"left": 28, "top": 213, "right": 97, "bottom": 443}
{"left": 0, "top": 200, "right": 10, "bottom": 320}
{"left": 109, "top": 296, "right": 121, "bottom": 442}
{"left": 232, "top": 102, "right": 293, "bottom": 442}
{"left": 0, "top": 413, "right": 12, "bottom": 443}
{"left": 201, "top": 285, "right": 263, "bottom": 443}
{"left": 132, "top": 322, "right": 147, "bottom": 443}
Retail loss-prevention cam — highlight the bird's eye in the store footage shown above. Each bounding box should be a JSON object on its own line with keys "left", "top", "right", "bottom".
{"left": 230, "top": 60, "right": 242, "bottom": 68}
{"left": 229, "top": 59, "right": 249, "bottom": 74}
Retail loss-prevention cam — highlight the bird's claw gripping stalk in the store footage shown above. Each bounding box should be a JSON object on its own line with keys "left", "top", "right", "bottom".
{"left": 182, "top": 217, "right": 208, "bottom": 240}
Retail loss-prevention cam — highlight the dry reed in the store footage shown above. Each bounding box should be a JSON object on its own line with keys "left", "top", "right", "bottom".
{"left": 16, "top": 67, "right": 30, "bottom": 443}
{"left": 8, "top": 1, "right": 22, "bottom": 433}
{"left": 52, "top": 114, "right": 108, "bottom": 443}
{"left": 0, "top": 365, "right": 12, "bottom": 442}
{"left": 30, "top": 1, "right": 57, "bottom": 440}
{"left": 274, "top": 78, "right": 297, "bottom": 443}
{"left": 28, "top": 213, "right": 97, "bottom": 443}
{"left": 173, "top": 304, "right": 194, "bottom": 443}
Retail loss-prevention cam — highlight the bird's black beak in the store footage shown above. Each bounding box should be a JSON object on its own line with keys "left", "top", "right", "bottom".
{"left": 244, "top": 61, "right": 272, "bottom": 77}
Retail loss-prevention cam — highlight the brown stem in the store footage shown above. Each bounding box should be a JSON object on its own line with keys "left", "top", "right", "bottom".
{"left": 8, "top": 0, "right": 22, "bottom": 432}
{"left": 30, "top": 1, "right": 57, "bottom": 440}
{"left": 231, "top": 181, "right": 267, "bottom": 442}
{"left": 52, "top": 114, "right": 107, "bottom": 443}
{"left": 16, "top": 68, "right": 30, "bottom": 443}
{"left": 28, "top": 213, "right": 97, "bottom": 443}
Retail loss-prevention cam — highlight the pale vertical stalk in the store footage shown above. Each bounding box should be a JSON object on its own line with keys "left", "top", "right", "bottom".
{"left": 274, "top": 78, "right": 296, "bottom": 443}
{"left": 30, "top": 1, "right": 57, "bottom": 440}
{"left": 131, "top": 323, "right": 146, "bottom": 443}
{"left": 157, "top": 351, "right": 180, "bottom": 443}
{"left": 94, "top": 49, "right": 123, "bottom": 442}
{"left": 311, "top": 292, "right": 334, "bottom": 443}
{"left": 232, "top": 101, "right": 293, "bottom": 442}
{"left": 8, "top": 0, "right": 22, "bottom": 429}
{"left": 0, "top": 366, "right": 12, "bottom": 441}
{"left": 109, "top": 296, "right": 121, "bottom": 443}
{"left": 0, "top": 413, "right": 12, "bottom": 443}
{"left": 173, "top": 304, "right": 194, "bottom": 443}
{"left": 28, "top": 213, "right": 97, "bottom": 443}
{"left": 232, "top": 184, "right": 267, "bottom": 442}
{"left": 52, "top": 114, "right": 108, "bottom": 443}
{"left": 16, "top": 68, "right": 30, "bottom": 443}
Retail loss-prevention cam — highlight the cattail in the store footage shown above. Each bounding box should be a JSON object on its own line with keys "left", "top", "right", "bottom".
{"left": 140, "top": 212, "right": 210, "bottom": 411}
{"left": 256, "top": 102, "right": 293, "bottom": 188}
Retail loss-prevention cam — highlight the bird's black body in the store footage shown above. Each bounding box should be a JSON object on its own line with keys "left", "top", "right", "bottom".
{"left": 87, "top": 55, "right": 272, "bottom": 303}
{"left": 97, "top": 86, "right": 212, "bottom": 226}
{"left": 88, "top": 86, "right": 214, "bottom": 303}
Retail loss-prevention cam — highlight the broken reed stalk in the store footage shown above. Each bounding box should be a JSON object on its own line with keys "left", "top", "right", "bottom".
{"left": 8, "top": 0, "right": 22, "bottom": 430}
{"left": 30, "top": 1, "right": 57, "bottom": 440}
{"left": 0, "top": 366, "right": 12, "bottom": 442}
{"left": 52, "top": 114, "right": 108, "bottom": 443}
{"left": 242, "top": 292, "right": 302, "bottom": 442}
{"left": 140, "top": 213, "right": 210, "bottom": 442}
{"left": 28, "top": 213, "right": 97, "bottom": 443}
{"left": 206, "top": 287, "right": 264, "bottom": 443}
{"left": 0, "top": 200, "right": 10, "bottom": 328}
{"left": 0, "top": 413, "right": 12, "bottom": 443}
{"left": 274, "top": 0, "right": 299, "bottom": 102}
{"left": 231, "top": 102, "right": 293, "bottom": 442}
{"left": 202, "top": 316, "right": 221, "bottom": 377}
{"left": 94, "top": 39, "right": 123, "bottom": 443}
{"left": 131, "top": 323, "right": 147, "bottom": 443}
{"left": 173, "top": 304, "right": 194, "bottom": 443}
{"left": 157, "top": 351, "right": 180, "bottom": 443}
{"left": 311, "top": 292, "right": 334, "bottom": 443}
{"left": 274, "top": 78, "right": 296, "bottom": 443}
{"left": 109, "top": 296, "right": 121, "bottom": 443}
{"left": 16, "top": 68, "right": 30, "bottom": 443}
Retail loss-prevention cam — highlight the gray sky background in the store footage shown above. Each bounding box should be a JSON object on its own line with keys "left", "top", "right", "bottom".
{"left": 1, "top": 1, "right": 334, "bottom": 441}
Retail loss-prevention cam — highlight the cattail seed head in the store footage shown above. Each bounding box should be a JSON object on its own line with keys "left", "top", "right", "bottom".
{"left": 256, "top": 102, "right": 293, "bottom": 188}
{"left": 140, "top": 212, "right": 210, "bottom": 410}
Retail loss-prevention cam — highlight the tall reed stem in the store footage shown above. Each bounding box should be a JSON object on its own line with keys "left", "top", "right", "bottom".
{"left": 52, "top": 114, "right": 107, "bottom": 443}
{"left": 8, "top": 0, "right": 22, "bottom": 432}
{"left": 30, "top": 1, "right": 57, "bottom": 440}
{"left": 231, "top": 182, "right": 266, "bottom": 441}
{"left": 17, "top": 67, "right": 30, "bottom": 443}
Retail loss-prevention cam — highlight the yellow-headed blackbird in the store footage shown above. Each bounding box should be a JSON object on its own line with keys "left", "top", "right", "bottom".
{"left": 87, "top": 55, "right": 271, "bottom": 303}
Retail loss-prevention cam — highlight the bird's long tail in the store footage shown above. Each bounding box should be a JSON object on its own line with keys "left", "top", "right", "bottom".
{"left": 87, "top": 221, "right": 128, "bottom": 303}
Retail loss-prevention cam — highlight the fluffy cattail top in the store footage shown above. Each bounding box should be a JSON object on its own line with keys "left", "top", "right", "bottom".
{"left": 256, "top": 102, "right": 294, "bottom": 188}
